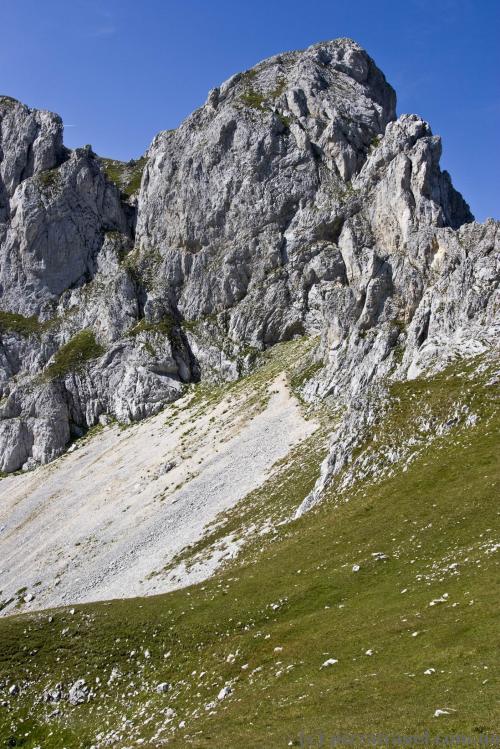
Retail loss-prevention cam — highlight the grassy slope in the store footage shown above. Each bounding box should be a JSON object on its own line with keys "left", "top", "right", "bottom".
{"left": 0, "top": 357, "right": 498, "bottom": 748}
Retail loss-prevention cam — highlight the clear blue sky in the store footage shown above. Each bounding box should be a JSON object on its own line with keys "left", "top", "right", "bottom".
{"left": 1, "top": 0, "right": 498, "bottom": 220}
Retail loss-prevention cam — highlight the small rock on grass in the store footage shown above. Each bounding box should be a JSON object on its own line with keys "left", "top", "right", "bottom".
{"left": 320, "top": 658, "right": 338, "bottom": 668}
{"left": 68, "top": 678, "right": 90, "bottom": 705}
{"left": 156, "top": 682, "right": 170, "bottom": 694}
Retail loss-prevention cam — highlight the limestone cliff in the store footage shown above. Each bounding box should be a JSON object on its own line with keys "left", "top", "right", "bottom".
{"left": 0, "top": 38, "right": 497, "bottom": 479}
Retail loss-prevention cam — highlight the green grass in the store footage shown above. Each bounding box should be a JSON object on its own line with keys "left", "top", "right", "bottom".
{"left": 240, "top": 88, "right": 266, "bottom": 110}
{"left": 270, "top": 76, "right": 287, "bottom": 99}
{"left": 161, "top": 423, "right": 330, "bottom": 577}
{"left": 121, "top": 245, "right": 163, "bottom": 291}
{"left": 0, "top": 357, "right": 498, "bottom": 747}
{"left": 99, "top": 157, "right": 147, "bottom": 198}
{"left": 290, "top": 358, "right": 323, "bottom": 394}
{"left": 126, "top": 316, "right": 175, "bottom": 338}
{"left": 277, "top": 112, "right": 292, "bottom": 129}
{"left": 0, "top": 95, "right": 18, "bottom": 108}
{"left": 37, "top": 169, "right": 60, "bottom": 189}
{"left": 0, "top": 311, "right": 52, "bottom": 338}
{"left": 43, "top": 330, "right": 104, "bottom": 380}
{"left": 238, "top": 72, "right": 288, "bottom": 121}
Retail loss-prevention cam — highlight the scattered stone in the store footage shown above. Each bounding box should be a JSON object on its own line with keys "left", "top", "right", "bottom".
{"left": 154, "top": 461, "right": 176, "bottom": 479}
{"left": 352, "top": 564, "right": 360, "bottom": 573}
{"left": 43, "top": 685, "right": 63, "bottom": 703}
{"left": 155, "top": 682, "right": 170, "bottom": 694}
{"left": 320, "top": 658, "right": 338, "bottom": 668}
{"left": 371, "top": 552, "right": 389, "bottom": 561}
{"left": 429, "top": 594, "right": 449, "bottom": 606}
{"left": 107, "top": 667, "right": 121, "bottom": 686}
{"left": 217, "top": 685, "right": 232, "bottom": 701}
{"left": 68, "top": 679, "right": 90, "bottom": 705}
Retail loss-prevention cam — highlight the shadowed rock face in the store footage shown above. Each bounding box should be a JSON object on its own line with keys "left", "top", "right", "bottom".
{"left": 0, "top": 38, "right": 497, "bottom": 474}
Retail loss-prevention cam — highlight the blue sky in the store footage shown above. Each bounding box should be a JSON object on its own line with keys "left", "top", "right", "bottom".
{"left": 1, "top": 0, "right": 498, "bottom": 220}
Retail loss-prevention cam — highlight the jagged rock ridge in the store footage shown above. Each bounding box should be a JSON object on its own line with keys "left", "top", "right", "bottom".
{"left": 0, "top": 38, "right": 498, "bottom": 477}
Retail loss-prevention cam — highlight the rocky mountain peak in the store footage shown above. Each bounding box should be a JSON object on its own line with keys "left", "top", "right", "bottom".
{"left": 0, "top": 96, "right": 67, "bottom": 222}
{"left": 0, "top": 39, "right": 496, "bottom": 475}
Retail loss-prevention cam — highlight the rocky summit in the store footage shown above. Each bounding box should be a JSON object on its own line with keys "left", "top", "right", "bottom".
{"left": 0, "top": 38, "right": 497, "bottom": 477}
{"left": 0, "top": 37, "right": 499, "bottom": 749}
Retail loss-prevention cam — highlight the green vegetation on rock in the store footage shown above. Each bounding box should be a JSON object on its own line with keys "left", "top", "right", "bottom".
{"left": 99, "top": 157, "right": 147, "bottom": 198}
{"left": 127, "top": 316, "right": 175, "bottom": 338}
{"left": 0, "top": 95, "right": 18, "bottom": 108}
{"left": 37, "top": 168, "right": 60, "bottom": 189}
{"left": 43, "top": 330, "right": 104, "bottom": 380}
{"left": 276, "top": 112, "right": 292, "bottom": 129}
{"left": 0, "top": 311, "right": 52, "bottom": 337}
{"left": 270, "top": 75, "right": 287, "bottom": 99}
{"left": 240, "top": 88, "right": 266, "bottom": 110}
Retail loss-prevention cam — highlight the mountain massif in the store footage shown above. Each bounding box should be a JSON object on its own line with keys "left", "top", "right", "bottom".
{"left": 1, "top": 38, "right": 496, "bottom": 477}
{"left": 0, "top": 38, "right": 498, "bottom": 748}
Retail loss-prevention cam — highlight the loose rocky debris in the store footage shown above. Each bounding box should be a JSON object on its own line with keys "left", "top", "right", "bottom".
{"left": 68, "top": 679, "right": 92, "bottom": 705}
{"left": 0, "top": 374, "right": 314, "bottom": 613}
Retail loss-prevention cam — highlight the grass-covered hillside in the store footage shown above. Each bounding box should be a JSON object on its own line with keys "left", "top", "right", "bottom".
{"left": 0, "top": 355, "right": 498, "bottom": 748}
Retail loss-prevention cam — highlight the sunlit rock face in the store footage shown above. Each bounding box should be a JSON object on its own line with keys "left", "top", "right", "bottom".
{"left": 0, "top": 38, "right": 497, "bottom": 473}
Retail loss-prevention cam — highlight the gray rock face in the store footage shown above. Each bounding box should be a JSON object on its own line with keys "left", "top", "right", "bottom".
{"left": 68, "top": 678, "right": 90, "bottom": 705}
{"left": 137, "top": 39, "right": 397, "bottom": 343}
{"left": 0, "top": 96, "right": 64, "bottom": 222}
{"left": 0, "top": 38, "right": 497, "bottom": 474}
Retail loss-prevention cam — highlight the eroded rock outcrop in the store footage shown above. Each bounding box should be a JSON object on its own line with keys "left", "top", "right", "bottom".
{"left": 0, "top": 38, "right": 497, "bottom": 474}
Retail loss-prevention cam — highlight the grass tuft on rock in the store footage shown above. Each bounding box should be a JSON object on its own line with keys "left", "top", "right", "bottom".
{"left": 0, "top": 311, "right": 51, "bottom": 338}
{"left": 43, "top": 330, "right": 104, "bottom": 380}
{"left": 240, "top": 88, "right": 266, "bottom": 110}
{"left": 99, "top": 156, "right": 147, "bottom": 198}
{"left": 127, "top": 316, "right": 175, "bottom": 338}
